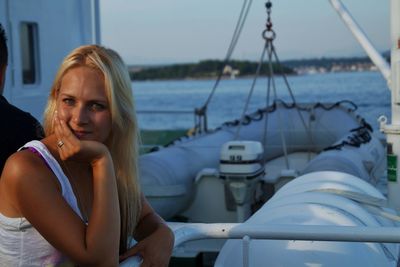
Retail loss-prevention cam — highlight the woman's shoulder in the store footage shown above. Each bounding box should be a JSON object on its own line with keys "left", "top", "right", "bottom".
{"left": 2, "top": 147, "right": 56, "bottom": 187}
{"left": 6, "top": 148, "right": 42, "bottom": 170}
{"left": 0, "top": 142, "right": 61, "bottom": 218}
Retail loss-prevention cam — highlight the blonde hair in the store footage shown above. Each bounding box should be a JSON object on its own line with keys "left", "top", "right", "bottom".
{"left": 43, "top": 45, "right": 141, "bottom": 253}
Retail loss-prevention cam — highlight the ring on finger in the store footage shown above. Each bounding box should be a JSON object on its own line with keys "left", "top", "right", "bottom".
{"left": 57, "top": 140, "right": 64, "bottom": 148}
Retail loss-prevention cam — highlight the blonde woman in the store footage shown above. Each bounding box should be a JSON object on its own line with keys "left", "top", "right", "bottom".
{"left": 0, "top": 45, "right": 174, "bottom": 266}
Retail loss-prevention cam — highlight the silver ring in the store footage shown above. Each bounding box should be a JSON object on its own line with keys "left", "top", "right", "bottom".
{"left": 57, "top": 140, "right": 64, "bottom": 148}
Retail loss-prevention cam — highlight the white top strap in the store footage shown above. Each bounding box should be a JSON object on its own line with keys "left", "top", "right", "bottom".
{"left": 21, "top": 140, "right": 84, "bottom": 221}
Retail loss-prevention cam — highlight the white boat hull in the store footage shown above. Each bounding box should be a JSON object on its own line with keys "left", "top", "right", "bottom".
{"left": 215, "top": 171, "right": 398, "bottom": 267}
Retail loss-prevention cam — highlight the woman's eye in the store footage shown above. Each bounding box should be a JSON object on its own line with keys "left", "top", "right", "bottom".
{"left": 90, "top": 103, "right": 106, "bottom": 111}
{"left": 62, "top": 98, "right": 75, "bottom": 106}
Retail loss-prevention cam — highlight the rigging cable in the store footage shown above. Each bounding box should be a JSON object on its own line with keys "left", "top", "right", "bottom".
{"left": 233, "top": 39, "right": 267, "bottom": 140}
{"left": 266, "top": 2, "right": 315, "bottom": 163}
{"left": 195, "top": 0, "right": 254, "bottom": 133}
{"left": 234, "top": 1, "right": 275, "bottom": 142}
{"left": 266, "top": 31, "right": 290, "bottom": 168}
{"left": 232, "top": 1, "right": 315, "bottom": 168}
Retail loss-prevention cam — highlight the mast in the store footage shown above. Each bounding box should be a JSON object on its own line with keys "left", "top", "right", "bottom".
{"left": 329, "top": 0, "right": 391, "bottom": 87}
{"left": 381, "top": 0, "right": 400, "bottom": 211}
{"left": 92, "top": 0, "right": 101, "bottom": 44}
{"left": 328, "top": 0, "right": 400, "bottom": 212}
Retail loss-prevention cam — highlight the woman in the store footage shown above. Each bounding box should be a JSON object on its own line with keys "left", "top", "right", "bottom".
{"left": 0, "top": 45, "right": 174, "bottom": 266}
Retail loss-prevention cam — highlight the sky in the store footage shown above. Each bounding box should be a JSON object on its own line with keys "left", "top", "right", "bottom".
{"left": 99, "top": 0, "right": 390, "bottom": 65}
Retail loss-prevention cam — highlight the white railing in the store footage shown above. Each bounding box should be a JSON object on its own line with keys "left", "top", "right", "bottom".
{"left": 169, "top": 222, "right": 400, "bottom": 267}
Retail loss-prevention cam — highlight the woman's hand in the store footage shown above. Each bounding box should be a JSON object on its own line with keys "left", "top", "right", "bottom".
{"left": 119, "top": 197, "right": 174, "bottom": 267}
{"left": 120, "top": 224, "right": 174, "bottom": 267}
{"left": 54, "top": 113, "right": 108, "bottom": 164}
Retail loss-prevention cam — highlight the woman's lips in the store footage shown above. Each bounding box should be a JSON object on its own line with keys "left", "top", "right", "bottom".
{"left": 73, "top": 130, "right": 90, "bottom": 139}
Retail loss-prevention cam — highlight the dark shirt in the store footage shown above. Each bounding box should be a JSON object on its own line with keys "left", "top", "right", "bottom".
{"left": 0, "top": 95, "right": 44, "bottom": 174}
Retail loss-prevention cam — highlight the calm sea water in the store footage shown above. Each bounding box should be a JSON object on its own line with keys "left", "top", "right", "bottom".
{"left": 132, "top": 71, "right": 390, "bottom": 131}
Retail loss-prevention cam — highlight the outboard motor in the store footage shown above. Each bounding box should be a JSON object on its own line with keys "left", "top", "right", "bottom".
{"left": 219, "top": 141, "right": 264, "bottom": 222}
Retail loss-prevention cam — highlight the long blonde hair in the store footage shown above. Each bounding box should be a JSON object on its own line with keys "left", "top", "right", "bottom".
{"left": 43, "top": 45, "right": 141, "bottom": 253}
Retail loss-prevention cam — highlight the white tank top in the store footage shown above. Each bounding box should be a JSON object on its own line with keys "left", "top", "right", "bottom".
{"left": 0, "top": 140, "right": 84, "bottom": 266}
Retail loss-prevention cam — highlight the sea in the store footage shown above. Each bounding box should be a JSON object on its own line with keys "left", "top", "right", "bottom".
{"left": 132, "top": 71, "right": 390, "bottom": 132}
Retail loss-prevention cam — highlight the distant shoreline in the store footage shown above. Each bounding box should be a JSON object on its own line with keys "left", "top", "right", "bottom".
{"left": 131, "top": 70, "right": 379, "bottom": 83}
{"left": 129, "top": 55, "right": 388, "bottom": 81}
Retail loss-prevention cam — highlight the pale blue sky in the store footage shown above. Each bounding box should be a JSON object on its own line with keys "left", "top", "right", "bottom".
{"left": 100, "top": 0, "right": 389, "bottom": 65}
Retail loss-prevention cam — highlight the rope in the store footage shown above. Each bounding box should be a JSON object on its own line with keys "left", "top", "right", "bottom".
{"left": 233, "top": 42, "right": 268, "bottom": 140}
{"left": 196, "top": 0, "right": 254, "bottom": 133}
{"left": 266, "top": 39, "right": 290, "bottom": 168}
{"left": 230, "top": 1, "right": 315, "bottom": 170}
{"left": 154, "top": 1, "right": 368, "bottom": 155}
{"left": 158, "top": 100, "right": 362, "bottom": 149}
{"left": 323, "top": 122, "right": 372, "bottom": 151}
{"left": 262, "top": 54, "right": 273, "bottom": 166}
{"left": 217, "top": 100, "right": 359, "bottom": 128}
{"left": 270, "top": 42, "right": 315, "bottom": 161}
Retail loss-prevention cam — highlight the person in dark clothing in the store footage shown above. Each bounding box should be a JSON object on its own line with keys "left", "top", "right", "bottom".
{"left": 0, "top": 24, "right": 44, "bottom": 173}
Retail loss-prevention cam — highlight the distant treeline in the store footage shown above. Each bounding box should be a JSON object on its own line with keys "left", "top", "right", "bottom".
{"left": 283, "top": 52, "right": 389, "bottom": 69}
{"left": 283, "top": 57, "right": 372, "bottom": 68}
{"left": 129, "top": 59, "right": 294, "bottom": 81}
{"left": 129, "top": 53, "right": 389, "bottom": 81}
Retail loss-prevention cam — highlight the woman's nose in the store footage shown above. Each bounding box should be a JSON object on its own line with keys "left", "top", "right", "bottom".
{"left": 72, "top": 105, "right": 89, "bottom": 125}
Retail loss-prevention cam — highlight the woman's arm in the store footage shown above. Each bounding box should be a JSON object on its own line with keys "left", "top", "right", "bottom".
{"left": 0, "top": 117, "right": 121, "bottom": 266}
{"left": 119, "top": 195, "right": 174, "bottom": 267}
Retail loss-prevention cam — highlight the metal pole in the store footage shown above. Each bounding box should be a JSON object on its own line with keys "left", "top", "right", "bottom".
{"left": 170, "top": 223, "right": 400, "bottom": 247}
{"left": 328, "top": 0, "right": 391, "bottom": 87}
{"left": 390, "top": 0, "right": 400, "bottom": 123}
{"left": 242, "top": 235, "right": 250, "bottom": 267}
{"left": 92, "top": 0, "right": 101, "bottom": 44}
{"left": 381, "top": 0, "right": 400, "bottom": 212}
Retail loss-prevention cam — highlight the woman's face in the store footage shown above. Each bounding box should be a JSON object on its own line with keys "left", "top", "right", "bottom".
{"left": 56, "top": 66, "right": 112, "bottom": 143}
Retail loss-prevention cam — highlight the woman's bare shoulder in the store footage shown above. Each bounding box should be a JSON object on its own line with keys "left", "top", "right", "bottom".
{"left": 4, "top": 149, "right": 45, "bottom": 175}
{"left": 1, "top": 149, "right": 59, "bottom": 191}
{"left": 0, "top": 149, "right": 60, "bottom": 217}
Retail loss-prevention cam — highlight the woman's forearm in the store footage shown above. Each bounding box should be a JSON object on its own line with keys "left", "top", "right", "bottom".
{"left": 84, "top": 153, "right": 120, "bottom": 265}
{"left": 119, "top": 195, "right": 174, "bottom": 265}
